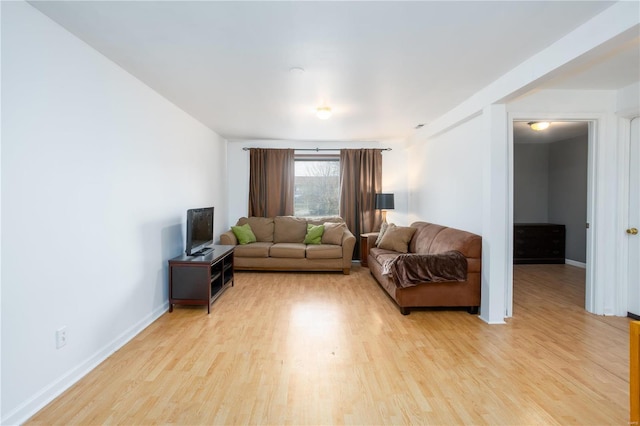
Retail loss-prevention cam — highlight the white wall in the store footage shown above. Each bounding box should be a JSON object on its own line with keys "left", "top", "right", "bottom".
{"left": 407, "top": 116, "right": 483, "bottom": 234}
{"left": 226, "top": 139, "right": 409, "bottom": 227}
{"left": 1, "top": 2, "right": 228, "bottom": 423}
{"left": 617, "top": 82, "right": 640, "bottom": 117}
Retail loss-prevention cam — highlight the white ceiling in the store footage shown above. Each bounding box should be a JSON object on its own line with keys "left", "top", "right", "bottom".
{"left": 28, "top": 1, "right": 639, "bottom": 143}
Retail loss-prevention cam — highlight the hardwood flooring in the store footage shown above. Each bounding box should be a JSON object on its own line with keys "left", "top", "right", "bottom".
{"left": 27, "top": 264, "right": 630, "bottom": 425}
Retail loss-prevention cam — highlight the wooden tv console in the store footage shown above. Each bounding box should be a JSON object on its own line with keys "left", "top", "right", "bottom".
{"left": 168, "top": 245, "right": 234, "bottom": 314}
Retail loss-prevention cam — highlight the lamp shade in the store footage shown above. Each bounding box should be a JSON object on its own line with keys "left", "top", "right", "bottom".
{"left": 375, "top": 193, "right": 395, "bottom": 210}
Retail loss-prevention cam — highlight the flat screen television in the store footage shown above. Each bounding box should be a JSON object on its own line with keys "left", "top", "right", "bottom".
{"left": 185, "top": 207, "right": 214, "bottom": 256}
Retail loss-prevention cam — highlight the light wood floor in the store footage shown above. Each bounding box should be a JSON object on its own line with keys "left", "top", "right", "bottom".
{"left": 27, "top": 264, "right": 630, "bottom": 425}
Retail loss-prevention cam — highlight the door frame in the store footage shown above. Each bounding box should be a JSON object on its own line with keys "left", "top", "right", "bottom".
{"left": 507, "top": 113, "right": 599, "bottom": 317}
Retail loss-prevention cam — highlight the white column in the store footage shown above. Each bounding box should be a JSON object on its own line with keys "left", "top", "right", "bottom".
{"left": 480, "top": 104, "right": 509, "bottom": 324}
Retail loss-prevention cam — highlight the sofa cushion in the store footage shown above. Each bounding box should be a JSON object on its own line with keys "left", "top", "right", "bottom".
{"left": 370, "top": 247, "right": 401, "bottom": 265}
{"left": 304, "top": 224, "right": 324, "bottom": 244}
{"left": 270, "top": 243, "right": 306, "bottom": 258}
{"left": 234, "top": 242, "right": 272, "bottom": 258}
{"left": 306, "top": 244, "right": 343, "bottom": 259}
{"left": 430, "top": 227, "right": 482, "bottom": 259}
{"left": 274, "top": 216, "right": 308, "bottom": 243}
{"left": 408, "top": 222, "right": 446, "bottom": 254}
{"left": 306, "top": 216, "right": 344, "bottom": 226}
{"left": 378, "top": 224, "right": 416, "bottom": 253}
{"left": 231, "top": 223, "right": 257, "bottom": 245}
{"left": 321, "top": 222, "right": 346, "bottom": 245}
{"left": 237, "top": 217, "right": 275, "bottom": 242}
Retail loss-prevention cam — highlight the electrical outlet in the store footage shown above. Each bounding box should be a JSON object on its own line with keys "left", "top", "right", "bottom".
{"left": 56, "top": 327, "right": 67, "bottom": 349}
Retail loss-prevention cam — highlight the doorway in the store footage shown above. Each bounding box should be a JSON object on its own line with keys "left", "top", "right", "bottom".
{"left": 510, "top": 120, "right": 592, "bottom": 314}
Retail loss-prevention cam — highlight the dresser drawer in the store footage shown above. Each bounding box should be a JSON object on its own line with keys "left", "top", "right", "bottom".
{"left": 514, "top": 223, "right": 565, "bottom": 264}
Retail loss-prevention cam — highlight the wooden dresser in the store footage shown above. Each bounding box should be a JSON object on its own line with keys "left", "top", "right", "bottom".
{"left": 514, "top": 223, "right": 565, "bottom": 264}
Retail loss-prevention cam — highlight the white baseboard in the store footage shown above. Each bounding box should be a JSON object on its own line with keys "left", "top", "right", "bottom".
{"left": 565, "top": 259, "right": 586, "bottom": 269}
{"left": 2, "top": 302, "right": 169, "bottom": 426}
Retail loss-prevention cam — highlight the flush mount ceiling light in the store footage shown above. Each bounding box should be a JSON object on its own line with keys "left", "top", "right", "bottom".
{"left": 528, "top": 121, "right": 550, "bottom": 131}
{"left": 316, "top": 106, "right": 332, "bottom": 120}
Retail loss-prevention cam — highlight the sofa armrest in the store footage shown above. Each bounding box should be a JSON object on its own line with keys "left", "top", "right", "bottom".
{"left": 341, "top": 229, "right": 356, "bottom": 274}
{"left": 220, "top": 230, "right": 238, "bottom": 246}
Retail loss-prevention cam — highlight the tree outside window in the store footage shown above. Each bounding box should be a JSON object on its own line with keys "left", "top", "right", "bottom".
{"left": 294, "top": 159, "right": 340, "bottom": 217}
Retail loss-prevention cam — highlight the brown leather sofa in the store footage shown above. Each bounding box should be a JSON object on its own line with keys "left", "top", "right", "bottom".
{"left": 220, "top": 216, "right": 356, "bottom": 274}
{"left": 364, "top": 221, "right": 481, "bottom": 315}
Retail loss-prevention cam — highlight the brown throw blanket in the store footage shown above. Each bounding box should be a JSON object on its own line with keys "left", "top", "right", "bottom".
{"left": 382, "top": 251, "right": 468, "bottom": 288}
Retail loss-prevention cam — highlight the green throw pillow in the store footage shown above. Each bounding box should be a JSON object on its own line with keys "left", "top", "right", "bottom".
{"left": 304, "top": 224, "right": 324, "bottom": 244}
{"left": 231, "top": 223, "right": 257, "bottom": 245}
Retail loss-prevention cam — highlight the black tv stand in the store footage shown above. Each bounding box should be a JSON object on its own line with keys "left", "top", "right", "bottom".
{"left": 169, "top": 245, "right": 234, "bottom": 314}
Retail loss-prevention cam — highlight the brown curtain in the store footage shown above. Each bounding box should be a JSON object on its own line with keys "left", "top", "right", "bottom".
{"left": 339, "top": 149, "right": 383, "bottom": 258}
{"left": 248, "top": 148, "right": 295, "bottom": 217}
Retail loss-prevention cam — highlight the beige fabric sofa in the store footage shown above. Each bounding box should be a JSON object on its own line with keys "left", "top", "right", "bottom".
{"left": 220, "top": 216, "right": 356, "bottom": 274}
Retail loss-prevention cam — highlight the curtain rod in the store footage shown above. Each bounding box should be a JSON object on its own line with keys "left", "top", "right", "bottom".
{"left": 242, "top": 147, "right": 392, "bottom": 151}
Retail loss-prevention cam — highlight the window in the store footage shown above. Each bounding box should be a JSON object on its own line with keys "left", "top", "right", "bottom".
{"left": 294, "top": 157, "right": 340, "bottom": 217}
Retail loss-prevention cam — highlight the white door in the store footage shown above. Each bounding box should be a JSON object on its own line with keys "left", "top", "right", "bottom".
{"left": 628, "top": 116, "right": 640, "bottom": 317}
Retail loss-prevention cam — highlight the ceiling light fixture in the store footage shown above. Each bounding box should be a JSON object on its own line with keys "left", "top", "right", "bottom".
{"left": 528, "top": 121, "right": 550, "bottom": 131}
{"left": 316, "top": 106, "right": 332, "bottom": 120}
